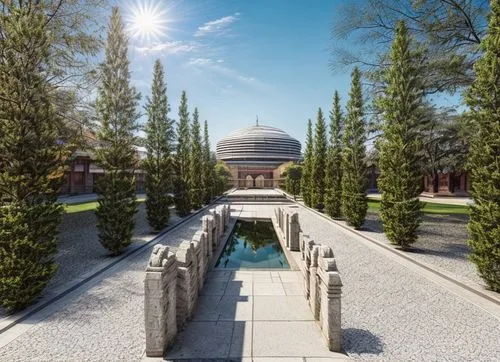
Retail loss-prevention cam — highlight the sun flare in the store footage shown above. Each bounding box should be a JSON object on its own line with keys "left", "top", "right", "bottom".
{"left": 127, "top": 1, "right": 168, "bottom": 43}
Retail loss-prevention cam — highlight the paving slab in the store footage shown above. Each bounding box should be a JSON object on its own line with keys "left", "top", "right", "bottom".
{"left": 282, "top": 282, "right": 303, "bottom": 296}
{"left": 254, "top": 295, "right": 312, "bottom": 321}
{"left": 225, "top": 281, "right": 253, "bottom": 296}
{"left": 200, "top": 281, "right": 228, "bottom": 296}
{"left": 229, "top": 321, "right": 253, "bottom": 358}
{"left": 253, "top": 321, "right": 335, "bottom": 357}
{"left": 166, "top": 321, "right": 234, "bottom": 359}
{"left": 253, "top": 282, "right": 286, "bottom": 296}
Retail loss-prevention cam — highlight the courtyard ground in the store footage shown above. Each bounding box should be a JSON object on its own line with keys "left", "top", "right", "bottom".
{"left": 1, "top": 200, "right": 499, "bottom": 361}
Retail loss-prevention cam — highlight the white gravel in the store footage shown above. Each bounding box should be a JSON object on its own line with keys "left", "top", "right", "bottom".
{"left": 362, "top": 212, "right": 485, "bottom": 289}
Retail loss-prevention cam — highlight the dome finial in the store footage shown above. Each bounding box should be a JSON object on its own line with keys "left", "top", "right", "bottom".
{"left": 256, "top": 115, "right": 259, "bottom": 126}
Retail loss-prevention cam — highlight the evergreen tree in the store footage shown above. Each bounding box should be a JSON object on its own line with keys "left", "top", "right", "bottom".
{"left": 465, "top": 0, "right": 500, "bottom": 292}
{"left": 301, "top": 119, "right": 314, "bottom": 206}
{"left": 144, "top": 59, "right": 175, "bottom": 232}
{"left": 214, "top": 161, "right": 231, "bottom": 196}
{"left": 174, "top": 91, "right": 191, "bottom": 216}
{"left": 341, "top": 67, "right": 368, "bottom": 229}
{"left": 325, "top": 91, "right": 343, "bottom": 218}
{"left": 94, "top": 7, "right": 140, "bottom": 254}
{"left": 189, "top": 108, "right": 203, "bottom": 209}
{"left": 311, "top": 108, "right": 328, "bottom": 209}
{"left": 0, "top": 5, "right": 67, "bottom": 312}
{"left": 377, "top": 21, "right": 424, "bottom": 248}
{"left": 285, "top": 164, "right": 303, "bottom": 198}
{"left": 202, "top": 120, "right": 214, "bottom": 204}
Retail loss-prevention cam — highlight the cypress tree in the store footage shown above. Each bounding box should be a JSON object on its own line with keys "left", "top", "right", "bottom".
{"left": 144, "top": 60, "right": 175, "bottom": 232}
{"left": 189, "top": 108, "right": 203, "bottom": 209}
{"left": 465, "top": 0, "right": 500, "bottom": 292}
{"left": 0, "top": 5, "right": 67, "bottom": 312}
{"left": 377, "top": 21, "right": 424, "bottom": 248}
{"left": 311, "top": 108, "right": 328, "bottom": 209}
{"left": 174, "top": 91, "right": 191, "bottom": 216}
{"left": 94, "top": 7, "right": 140, "bottom": 255}
{"left": 301, "top": 119, "right": 314, "bottom": 206}
{"left": 341, "top": 67, "right": 368, "bottom": 229}
{"left": 325, "top": 91, "right": 343, "bottom": 218}
{"left": 202, "top": 120, "right": 214, "bottom": 204}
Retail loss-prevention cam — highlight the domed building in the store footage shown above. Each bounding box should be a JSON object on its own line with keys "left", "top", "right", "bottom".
{"left": 216, "top": 123, "right": 301, "bottom": 188}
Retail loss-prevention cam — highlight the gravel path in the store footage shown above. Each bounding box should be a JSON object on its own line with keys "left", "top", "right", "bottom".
{"left": 362, "top": 212, "right": 485, "bottom": 289}
{"left": 297, "top": 206, "right": 500, "bottom": 361}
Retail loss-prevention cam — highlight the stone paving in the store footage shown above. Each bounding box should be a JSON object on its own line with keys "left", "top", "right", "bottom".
{"left": 163, "top": 270, "right": 349, "bottom": 361}
{"left": 1, "top": 202, "right": 499, "bottom": 361}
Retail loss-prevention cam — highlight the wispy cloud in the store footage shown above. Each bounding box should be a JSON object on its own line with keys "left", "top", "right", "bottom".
{"left": 185, "top": 57, "right": 265, "bottom": 89}
{"left": 135, "top": 41, "right": 199, "bottom": 54}
{"left": 187, "top": 57, "right": 214, "bottom": 66}
{"left": 237, "top": 75, "right": 256, "bottom": 84}
{"left": 194, "top": 13, "right": 240, "bottom": 37}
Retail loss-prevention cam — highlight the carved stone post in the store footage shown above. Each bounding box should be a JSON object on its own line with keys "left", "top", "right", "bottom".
{"left": 176, "top": 241, "right": 198, "bottom": 329}
{"left": 303, "top": 237, "right": 314, "bottom": 300}
{"left": 285, "top": 212, "right": 290, "bottom": 248}
{"left": 317, "top": 246, "right": 342, "bottom": 352}
{"left": 144, "top": 245, "right": 177, "bottom": 357}
{"left": 308, "top": 244, "right": 320, "bottom": 320}
{"left": 203, "top": 215, "right": 215, "bottom": 258}
{"left": 192, "top": 231, "right": 206, "bottom": 292}
{"left": 289, "top": 212, "right": 300, "bottom": 251}
{"left": 225, "top": 204, "right": 230, "bottom": 226}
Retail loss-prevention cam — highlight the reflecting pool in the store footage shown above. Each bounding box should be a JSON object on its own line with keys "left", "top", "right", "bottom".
{"left": 215, "top": 219, "right": 290, "bottom": 269}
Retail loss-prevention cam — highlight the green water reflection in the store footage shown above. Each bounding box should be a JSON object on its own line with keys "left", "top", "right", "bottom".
{"left": 215, "top": 219, "right": 290, "bottom": 269}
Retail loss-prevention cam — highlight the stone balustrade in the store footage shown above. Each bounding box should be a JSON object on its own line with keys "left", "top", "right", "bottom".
{"left": 144, "top": 204, "right": 230, "bottom": 357}
{"left": 274, "top": 206, "right": 300, "bottom": 251}
{"left": 273, "top": 206, "right": 343, "bottom": 352}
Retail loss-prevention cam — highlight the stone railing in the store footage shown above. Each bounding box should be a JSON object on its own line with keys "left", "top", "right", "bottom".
{"left": 144, "top": 204, "right": 230, "bottom": 357}
{"left": 273, "top": 206, "right": 343, "bottom": 352}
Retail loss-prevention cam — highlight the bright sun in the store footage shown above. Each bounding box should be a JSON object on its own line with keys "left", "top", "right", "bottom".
{"left": 127, "top": 1, "right": 167, "bottom": 43}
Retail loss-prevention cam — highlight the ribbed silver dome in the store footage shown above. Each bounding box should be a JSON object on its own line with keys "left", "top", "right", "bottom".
{"left": 216, "top": 125, "right": 301, "bottom": 162}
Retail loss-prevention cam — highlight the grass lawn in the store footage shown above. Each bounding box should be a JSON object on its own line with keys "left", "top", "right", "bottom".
{"left": 367, "top": 199, "right": 469, "bottom": 215}
{"left": 64, "top": 197, "right": 146, "bottom": 214}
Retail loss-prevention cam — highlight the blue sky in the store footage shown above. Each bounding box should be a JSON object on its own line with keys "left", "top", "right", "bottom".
{"left": 117, "top": 0, "right": 461, "bottom": 150}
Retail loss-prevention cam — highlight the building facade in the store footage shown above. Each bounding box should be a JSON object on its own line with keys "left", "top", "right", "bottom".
{"left": 366, "top": 165, "right": 471, "bottom": 197}
{"left": 60, "top": 146, "right": 147, "bottom": 195}
{"left": 216, "top": 124, "right": 302, "bottom": 188}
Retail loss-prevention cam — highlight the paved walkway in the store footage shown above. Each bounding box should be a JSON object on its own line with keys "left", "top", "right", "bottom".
{"left": 161, "top": 270, "right": 349, "bottom": 361}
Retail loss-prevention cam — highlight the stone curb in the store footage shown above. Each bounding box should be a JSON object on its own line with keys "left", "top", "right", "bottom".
{"left": 278, "top": 190, "right": 500, "bottom": 310}
{"left": 0, "top": 197, "right": 224, "bottom": 335}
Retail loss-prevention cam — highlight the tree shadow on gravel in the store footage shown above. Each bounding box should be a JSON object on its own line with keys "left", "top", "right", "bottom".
{"left": 404, "top": 244, "right": 471, "bottom": 260}
{"left": 342, "top": 328, "right": 383, "bottom": 355}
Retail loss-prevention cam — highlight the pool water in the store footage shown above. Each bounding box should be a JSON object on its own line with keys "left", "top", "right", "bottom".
{"left": 215, "top": 219, "right": 290, "bottom": 269}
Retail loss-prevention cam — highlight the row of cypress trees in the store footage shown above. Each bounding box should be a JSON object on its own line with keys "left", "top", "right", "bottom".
{"left": 0, "top": 5, "right": 219, "bottom": 312}
{"left": 173, "top": 92, "right": 215, "bottom": 217}
{"left": 301, "top": 4, "right": 499, "bottom": 291}
{"left": 96, "top": 8, "right": 217, "bottom": 257}
{"left": 376, "top": 12, "right": 499, "bottom": 291}
{"left": 301, "top": 68, "right": 368, "bottom": 229}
